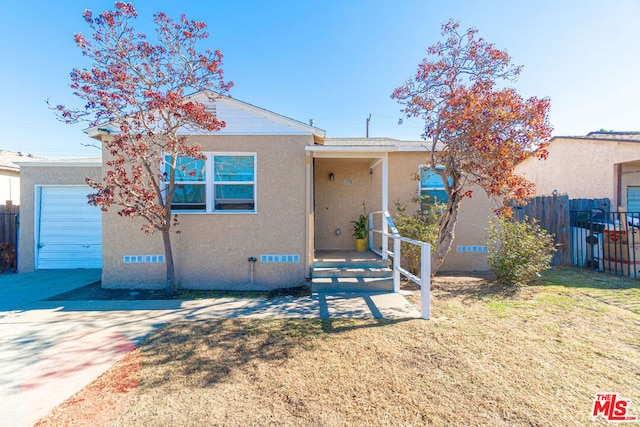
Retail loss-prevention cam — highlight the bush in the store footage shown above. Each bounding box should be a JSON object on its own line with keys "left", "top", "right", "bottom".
{"left": 487, "top": 215, "right": 556, "bottom": 287}
{"left": 393, "top": 198, "right": 442, "bottom": 275}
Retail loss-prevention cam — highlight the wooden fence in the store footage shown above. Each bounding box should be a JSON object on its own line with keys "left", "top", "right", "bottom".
{"left": 512, "top": 195, "right": 611, "bottom": 266}
{"left": 0, "top": 204, "right": 19, "bottom": 272}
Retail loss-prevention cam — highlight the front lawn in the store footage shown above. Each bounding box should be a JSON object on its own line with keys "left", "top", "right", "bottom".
{"left": 38, "top": 267, "right": 640, "bottom": 426}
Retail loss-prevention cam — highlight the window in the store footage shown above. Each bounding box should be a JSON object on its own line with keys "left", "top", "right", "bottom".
{"left": 419, "top": 165, "right": 448, "bottom": 211}
{"left": 165, "top": 153, "right": 256, "bottom": 213}
{"left": 171, "top": 156, "right": 206, "bottom": 210}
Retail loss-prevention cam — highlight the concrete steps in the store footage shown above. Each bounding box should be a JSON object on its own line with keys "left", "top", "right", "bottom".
{"left": 311, "top": 253, "right": 393, "bottom": 292}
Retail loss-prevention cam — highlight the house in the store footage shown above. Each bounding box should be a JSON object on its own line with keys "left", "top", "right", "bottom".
{"left": 516, "top": 131, "right": 640, "bottom": 276}
{"left": 18, "top": 94, "right": 495, "bottom": 289}
{"left": 516, "top": 131, "right": 640, "bottom": 209}
{"left": 0, "top": 150, "right": 44, "bottom": 205}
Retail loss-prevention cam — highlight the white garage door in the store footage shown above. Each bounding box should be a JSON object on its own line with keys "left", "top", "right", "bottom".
{"left": 37, "top": 186, "right": 102, "bottom": 269}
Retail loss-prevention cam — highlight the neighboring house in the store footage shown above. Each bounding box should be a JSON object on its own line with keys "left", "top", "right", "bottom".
{"left": 516, "top": 131, "right": 640, "bottom": 209}
{"left": 18, "top": 93, "right": 495, "bottom": 288}
{"left": 0, "top": 150, "right": 44, "bottom": 205}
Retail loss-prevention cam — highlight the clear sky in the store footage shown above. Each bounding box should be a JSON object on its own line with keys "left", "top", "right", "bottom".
{"left": 0, "top": 0, "right": 638, "bottom": 159}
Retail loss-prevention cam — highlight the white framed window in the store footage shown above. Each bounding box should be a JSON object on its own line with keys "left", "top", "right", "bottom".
{"left": 419, "top": 165, "right": 448, "bottom": 211}
{"left": 170, "top": 156, "right": 207, "bottom": 211}
{"left": 165, "top": 152, "right": 256, "bottom": 213}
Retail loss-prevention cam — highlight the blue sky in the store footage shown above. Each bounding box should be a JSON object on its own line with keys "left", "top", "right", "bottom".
{"left": 0, "top": 0, "right": 638, "bottom": 159}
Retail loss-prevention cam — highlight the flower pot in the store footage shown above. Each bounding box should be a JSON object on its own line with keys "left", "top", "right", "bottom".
{"left": 355, "top": 238, "right": 367, "bottom": 252}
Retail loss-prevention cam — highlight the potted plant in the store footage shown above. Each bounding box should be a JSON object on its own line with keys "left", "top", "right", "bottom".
{"left": 352, "top": 214, "right": 369, "bottom": 252}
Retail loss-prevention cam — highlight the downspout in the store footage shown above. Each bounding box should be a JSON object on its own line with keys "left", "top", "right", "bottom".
{"left": 617, "top": 163, "right": 622, "bottom": 209}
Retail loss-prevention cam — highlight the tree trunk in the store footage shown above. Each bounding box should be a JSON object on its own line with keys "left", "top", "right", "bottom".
{"left": 431, "top": 191, "right": 462, "bottom": 275}
{"left": 161, "top": 229, "right": 177, "bottom": 294}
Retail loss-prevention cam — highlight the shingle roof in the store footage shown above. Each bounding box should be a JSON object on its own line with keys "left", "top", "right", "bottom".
{"left": 583, "top": 131, "right": 640, "bottom": 142}
{"left": 324, "top": 137, "right": 435, "bottom": 148}
{"left": 0, "top": 150, "right": 45, "bottom": 172}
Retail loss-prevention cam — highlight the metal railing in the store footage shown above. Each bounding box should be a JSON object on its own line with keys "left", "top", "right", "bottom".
{"left": 570, "top": 209, "right": 640, "bottom": 278}
{"left": 369, "top": 211, "right": 431, "bottom": 319}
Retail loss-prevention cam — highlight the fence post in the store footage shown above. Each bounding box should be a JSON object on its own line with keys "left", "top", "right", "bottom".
{"left": 368, "top": 212, "right": 374, "bottom": 252}
{"left": 382, "top": 213, "right": 389, "bottom": 261}
{"left": 421, "top": 243, "right": 431, "bottom": 320}
{"left": 393, "top": 238, "right": 400, "bottom": 292}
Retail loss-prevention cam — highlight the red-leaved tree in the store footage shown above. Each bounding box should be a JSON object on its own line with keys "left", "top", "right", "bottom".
{"left": 54, "top": 2, "right": 233, "bottom": 292}
{"left": 392, "top": 20, "right": 552, "bottom": 274}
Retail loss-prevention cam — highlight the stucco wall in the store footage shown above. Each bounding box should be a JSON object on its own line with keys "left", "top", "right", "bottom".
{"left": 0, "top": 170, "right": 20, "bottom": 205}
{"left": 18, "top": 164, "right": 102, "bottom": 272}
{"left": 102, "top": 134, "right": 313, "bottom": 289}
{"left": 386, "top": 152, "right": 495, "bottom": 271}
{"left": 516, "top": 137, "right": 640, "bottom": 204}
{"left": 314, "top": 158, "right": 382, "bottom": 250}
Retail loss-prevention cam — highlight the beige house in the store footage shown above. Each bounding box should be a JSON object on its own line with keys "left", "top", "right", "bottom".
{"left": 516, "top": 132, "right": 640, "bottom": 209}
{"left": 19, "top": 94, "right": 495, "bottom": 289}
{"left": 0, "top": 150, "right": 44, "bottom": 205}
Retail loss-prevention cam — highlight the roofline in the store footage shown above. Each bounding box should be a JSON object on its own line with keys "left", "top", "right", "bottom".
{"left": 214, "top": 95, "right": 326, "bottom": 139}
{"left": 305, "top": 145, "right": 429, "bottom": 153}
{"left": 16, "top": 160, "right": 101, "bottom": 167}
{"left": 551, "top": 135, "right": 640, "bottom": 143}
{"left": 83, "top": 92, "right": 327, "bottom": 140}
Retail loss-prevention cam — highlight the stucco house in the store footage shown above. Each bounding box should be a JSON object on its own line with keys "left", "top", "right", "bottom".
{"left": 516, "top": 131, "right": 640, "bottom": 276}
{"left": 18, "top": 94, "right": 495, "bottom": 289}
{"left": 516, "top": 131, "right": 640, "bottom": 209}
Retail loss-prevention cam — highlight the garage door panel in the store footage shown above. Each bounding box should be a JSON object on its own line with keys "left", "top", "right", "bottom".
{"left": 38, "top": 245, "right": 102, "bottom": 269}
{"left": 37, "top": 186, "right": 102, "bottom": 269}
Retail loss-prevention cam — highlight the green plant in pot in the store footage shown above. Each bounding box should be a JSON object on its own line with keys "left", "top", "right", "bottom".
{"left": 352, "top": 214, "right": 369, "bottom": 252}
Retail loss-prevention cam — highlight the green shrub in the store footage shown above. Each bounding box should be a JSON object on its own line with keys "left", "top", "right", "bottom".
{"left": 393, "top": 198, "right": 442, "bottom": 275}
{"left": 487, "top": 215, "right": 556, "bottom": 287}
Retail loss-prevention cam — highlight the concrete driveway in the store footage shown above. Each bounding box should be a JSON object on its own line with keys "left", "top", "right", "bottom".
{"left": 0, "top": 270, "right": 420, "bottom": 426}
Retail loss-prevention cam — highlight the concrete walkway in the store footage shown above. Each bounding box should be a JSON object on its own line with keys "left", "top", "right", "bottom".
{"left": 0, "top": 270, "right": 420, "bottom": 426}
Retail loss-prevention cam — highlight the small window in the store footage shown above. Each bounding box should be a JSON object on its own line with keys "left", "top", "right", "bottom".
{"left": 165, "top": 153, "right": 256, "bottom": 213}
{"left": 167, "top": 156, "right": 206, "bottom": 211}
{"left": 419, "top": 165, "right": 449, "bottom": 211}
{"left": 213, "top": 155, "right": 255, "bottom": 211}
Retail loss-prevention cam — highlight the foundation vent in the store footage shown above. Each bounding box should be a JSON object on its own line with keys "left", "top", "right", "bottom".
{"left": 456, "top": 246, "right": 487, "bottom": 253}
{"left": 260, "top": 254, "right": 300, "bottom": 263}
{"left": 124, "top": 255, "right": 165, "bottom": 264}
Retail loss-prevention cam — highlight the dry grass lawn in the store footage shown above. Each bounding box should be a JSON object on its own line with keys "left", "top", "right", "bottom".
{"left": 38, "top": 267, "right": 640, "bottom": 426}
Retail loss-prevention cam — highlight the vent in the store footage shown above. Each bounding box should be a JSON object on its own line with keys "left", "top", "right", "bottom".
{"left": 456, "top": 246, "right": 487, "bottom": 253}
{"left": 260, "top": 254, "right": 300, "bottom": 263}
{"left": 206, "top": 103, "right": 217, "bottom": 116}
{"left": 123, "top": 255, "right": 165, "bottom": 264}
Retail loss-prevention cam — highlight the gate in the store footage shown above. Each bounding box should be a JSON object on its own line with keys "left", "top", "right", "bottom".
{"left": 0, "top": 211, "right": 18, "bottom": 273}
{"left": 512, "top": 195, "right": 571, "bottom": 265}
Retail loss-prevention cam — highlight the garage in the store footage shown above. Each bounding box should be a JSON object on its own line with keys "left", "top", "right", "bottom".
{"left": 36, "top": 186, "right": 102, "bottom": 269}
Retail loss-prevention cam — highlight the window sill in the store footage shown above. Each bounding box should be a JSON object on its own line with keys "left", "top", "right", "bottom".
{"left": 171, "top": 210, "right": 258, "bottom": 215}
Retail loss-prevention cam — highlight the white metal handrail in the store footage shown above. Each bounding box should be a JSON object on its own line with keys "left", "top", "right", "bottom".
{"left": 369, "top": 211, "right": 431, "bottom": 320}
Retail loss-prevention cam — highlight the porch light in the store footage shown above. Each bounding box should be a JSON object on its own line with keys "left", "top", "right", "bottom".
{"left": 329, "top": 172, "right": 335, "bottom": 181}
